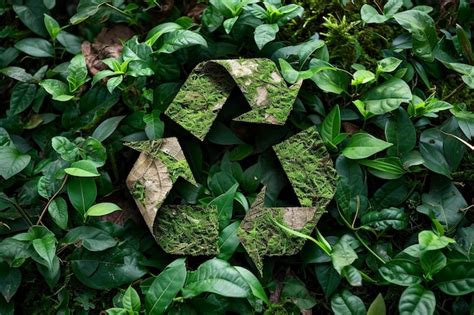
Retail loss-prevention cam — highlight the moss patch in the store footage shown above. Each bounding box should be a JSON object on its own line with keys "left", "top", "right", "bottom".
{"left": 154, "top": 205, "right": 219, "bottom": 256}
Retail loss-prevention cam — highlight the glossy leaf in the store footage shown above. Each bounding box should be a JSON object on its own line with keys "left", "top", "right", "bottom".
{"left": 331, "top": 290, "right": 366, "bottom": 315}
{"left": 399, "top": 284, "right": 435, "bottom": 315}
{"left": 342, "top": 133, "right": 392, "bottom": 159}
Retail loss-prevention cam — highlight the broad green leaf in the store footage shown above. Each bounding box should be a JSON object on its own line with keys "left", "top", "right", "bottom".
{"left": 419, "top": 128, "right": 452, "bottom": 178}
{"left": 143, "top": 111, "right": 164, "bottom": 140}
{"left": 367, "top": 293, "right": 386, "bottom": 315}
{"left": 281, "top": 276, "right": 317, "bottom": 310}
{"left": 0, "top": 147, "right": 31, "bottom": 180}
{"left": 86, "top": 202, "right": 121, "bottom": 217}
{"left": 63, "top": 226, "right": 117, "bottom": 251}
{"left": 393, "top": 10, "right": 438, "bottom": 62}
{"left": 315, "top": 264, "right": 341, "bottom": 298}
{"left": 218, "top": 221, "right": 241, "bottom": 260}
{"left": 67, "top": 54, "right": 89, "bottom": 92}
{"left": 209, "top": 183, "right": 238, "bottom": 229}
{"left": 92, "top": 115, "right": 126, "bottom": 142}
{"left": 123, "top": 286, "right": 141, "bottom": 313}
{"left": 223, "top": 16, "right": 239, "bottom": 34}
{"left": 145, "top": 258, "right": 187, "bottom": 314}
{"left": 361, "top": 207, "right": 407, "bottom": 231}
{"left": 71, "top": 246, "right": 147, "bottom": 290}
{"left": 361, "top": 5, "right": 388, "bottom": 24}
{"left": 146, "top": 22, "right": 183, "bottom": 46}
{"left": 434, "top": 262, "right": 474, "bottom": 296}
{"left": 67, "top": 177, "right": 97, "bottom": 215}
{"left": 279, "top": 58, "right": 300, "bottom": 84}
{"left": 48, "top": 197, "right": 68, "bottom": 230}
{"left": 15, "top": 38, "right": 54, "bottom": 58}
{"left": 399, "top": 284, "right": 435, "bottom": 315}
{"left": 235, "top": 266, "right": 270, "bottom": 306}
{"left": 377, "top": 57, "right": 403, "bottom": 73}
{"left": 383, "top": 0, "right": 403, "bottom": 16}
{"left": 40, "top": 79, "right": 74, "bottom": 101}
{"left": 416, "top": 176, "right": 466, "bottom": 229}
{"left": 331, "top": 234, "right": 358, "bottom": 274}
{"left": 420, "top": 250, "right": 446, "bottom": 278}
{"left": 418, "top": 230, "right": 455, "bottom": 251}
{"left": 44, "top": 14, "right": 61, "bottom": 40}
{"left": 106, "top": 75, "right": 123, "bottom": 93}
{"left": 342, "top": 133, "right": 392, "bottom": 159}
{"left": 182, "top": 258, "right": 250, "bottom": 298}
{"left": 310, "top": 61, "right": 350, "bottom": 94}
{"left": 273, "top": 36, "right": 326, "bottom": 67}
{"left": 8, "top": 83, "right": 36, "bottom": 116}
{"left": 321, "top": 105, "right": 342, "bottom": 146}
{"left": 331, "top": 290, "right": 366, "bottom": 315}
{"left": 70, "top": 0, "right": 106, "bottom": 24}
{"left": 37, "top": 255, "right": 60, "bottom": 288}
{"left": 379, "top": 259, "right": 423, "bottom": 286}
{"left": 157, "top": 30, "right": 207, "bottom": 54}
{"left": 351, "top": 70, "right": 375, "bottom": 85}
{"left": 13, "top": 3, "right": 48, "bottom": 37}
{"left": 82, "top": 137, "right": 107, "bottom": 167}
{"left": 254, "top": 23, "right": 279, "bottom": 50}
{"left": 0, "top": 263, "right": 21, "bottom": 303}
{"left": 51, "top": 136, "right": 79, "bottom": 161}
{"left": 358, "top": 157, "right": 405, "bottom": 179}
{"left": 358, "top": 78, "right": 412, "bottom": 115}
{"left": 341, "top": 265, "right": 362, "bottom": 286}
{"left": 32, "top": 233, "right": 56, "bottom": 271}
{"left": 57, "top": 31, "right": 82, "bottom": 54}
{"left": 64, "top": 160, "right": 100, "bottom": 177}
{"left": 385, "top": 108, "right": 416, "bottom": 155}
{"left": 0, "top": 67, "right": 36, "bottom": 83}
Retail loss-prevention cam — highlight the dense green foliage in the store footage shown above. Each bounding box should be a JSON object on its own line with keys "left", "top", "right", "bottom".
{"left": 0, "top": 0, "right": 473, "bottom": 314}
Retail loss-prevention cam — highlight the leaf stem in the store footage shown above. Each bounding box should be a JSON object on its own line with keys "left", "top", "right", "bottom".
{"left": 37, "top": 175, "right": 69, "bottom": 225}
{"left": 355, "top": 231, "right": 386, "bottom": 264}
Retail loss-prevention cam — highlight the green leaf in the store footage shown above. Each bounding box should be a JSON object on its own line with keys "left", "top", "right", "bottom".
{"left": 310, "top": 60, "right": 350, "bottom": 94}
{"left": 67, "top": 177, "right": 97, "bottom": 215}
{"left": 0, "top": 67, "right": 36, "bottom": 83}
{"left": 385, "top": 108, "right": 416, "bottom": 155}
{"left": 235, "top": 266, "right": 270, "bottom": 306}
{"left": 217, "top": 221, "right": 241, "bottom": 260}
{"left": 57, "top": 31, "right": 82, "bottom": 54}
{"left": 331, "top": 234, "right": 358, "bottom": 274}
{"left": 145, "top": 258, "right": 187, "bottom": 314}
{"left": 48, "top": 197, "right": 68, "bottom": 230}
{"left": 418, "top": 230, "right": 455, "bottom": 251}
{"left": 82, "top": 137, "right": 107, "bottom": 167}
{"left": 377, "top": 57, "right": 403, "bottom": 73}
{"left": 358, "top": 78, "right": 412, "bottom": 115}
{"left": 92, "top": 115, "right": 126, "bottom": 142}
{"left": 383, "top": 0, "right": 403, "bottom": 16}
{"left": 0, "top": 263, "right": 21, "bottom": 303}
{"left": 63, "top": 226, "right": 117, "bottom": 251}
{"left": 342, "top": 133, "right": 393, "bottom": 159}
{"left": 209, "top": 183, "right": 238, "bottom": 229}
{"left": 331, "top": 290, "right": 366, "bottom": 315}
{"left": 70, "top": 0, "right": 106, "bottom": 24}
{"left": 351, "top": 70, "right": 375, "bottom": 85}
{"left": 157, "top": 30, "right": 208, "bottom": 54}
{"left": 254, "top": 23, "right": 279, "bottom": 50}
{"left": 434, "top": 262, "right": 474, "bottom": 296}
{"left": 0, "top": 147, "right": 31, "bottom": 180}
{"left": 146, "top": 22, "right": 183, "bottom": 46}
{"left": 341, "top": 265, "right": 362, "bottom": 286}
{"left": 51, "top": 136, "right": 79, "bottom": 162}
{"left": 143, "top": 111, "right": 164, "bottom": 140}
{"left": 182, "top": 258, "right": 250, "bottom": 298}
{"left": 321, "top": 105, "right": 343, "bottom": 146}
{"left": 15, "top": 38, "right": 54, "bottom": 58}
{"left": 40, "top": 79, "right": 74, "bottom": 101}
{"left": 361, "top": 4, "right": 388, "bottom": 24}
{"left": 315, "top": 264, "right": 341, "bottom": 298}
{"left": 223, "top": 16, "right": 239, "bottom": 34}
{"left": 8, "top": 83, "right": 36, "bottom": 116}
{"left": 67, "top": 54, "right": 89, "bottom": 93}
{"left": 361, "top": 207, "right": 407, "bottom": 231}
{"left": 32, "top": 233, "right": 56, "bottom": 271}
{"left": 43, "top": 14, "right": 61, "bottom": 40}
{"left": 123, "top": 286, "right": 141, "bottom": 313}
{"left": 420, "top": 250, "right": 446, "bottom": 278}
{"left": 86, "top": 202, "right": 121, "bottom": 217}
{"left": 419, "top": 129, "right": 451, "bottom": 178}
{"left": 398, "top": 284, "right": 435, "bottom": 315}
{"left": 13, "top": 3, "right": 48, "bottom": 37}
{"left": 106, "top": 75, "right": 123, "bottom": 93}
{"left": 64, "top": 160, "right": 100, "bottom": 177}
{"left": 367, "top": 293, "right": 386, "bottom": 315}
{"left": 393, "top": 10, "right": 438, "bottom": 62}
{"left": 281, "top": 276, "right": 317, "bottom": 310}
{"left": 358, "top": 157, "right": 405, "bottom": 179}
{"left": 379, "top": 259, "right": 423, "bottom": 286}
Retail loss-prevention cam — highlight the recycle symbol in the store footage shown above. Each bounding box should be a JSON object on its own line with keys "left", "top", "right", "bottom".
{"left": 126, "top": 59, "right": 337, "bottom": 272}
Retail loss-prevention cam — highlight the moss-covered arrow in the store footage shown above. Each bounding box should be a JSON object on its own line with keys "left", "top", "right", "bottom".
{"left": 165, "top": 58, "right": 301, "bottom": 140}
{"left": 127, "top": 59, "right": 336, "bottom": 269}
{"left": 126, "top": 139, "right": 219, "bottom": 255}
{"left": 237, "top": 127, "right": 336, "bottom": 272}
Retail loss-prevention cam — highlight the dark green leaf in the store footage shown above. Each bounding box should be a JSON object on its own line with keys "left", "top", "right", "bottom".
{"left": 63, "top": 226, "right": 117, "bottom": 251}
{"left": 385, "top": 107, "right": 416, "bottom": 155}
{"left": 0, "top": 147, "right": 31, "bottom": 180}
{"left": 48, "top": 197, "right": 68, "bottom": 230}
{"left": 67, "top": 177, "right": 97, "bottom": 215}
{"left": 15, "top": 38, "right": 54, "bottom": 58}
{"left": 379, "top": 259, "right": 423, "bottom": 286}
{"left": 331, "top": 290, "right": 366, "bottom": 315}
{"left": 0, "top": 263, "right": 21, "bottom": 302}
{"left": 434, "top": 262, "right": 474, "bottom": 296}
{"left": 399, "top": 284, "right": 435, "bottom": 315}
{"left": 8, "top": 83, "right": 37, "bottom": 116}
{"left": 361, "top": 207, "right": 407, "bottom": 231}
{"left": 218, "top": 221, "right": 241, "bottom": 260}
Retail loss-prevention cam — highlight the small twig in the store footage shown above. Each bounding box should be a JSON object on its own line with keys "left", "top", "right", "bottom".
{"left": 37, "top": 175, "right": 69, "bottom": 225}
{"left": 442, "top": 82, "right": 466, "bottom": 101}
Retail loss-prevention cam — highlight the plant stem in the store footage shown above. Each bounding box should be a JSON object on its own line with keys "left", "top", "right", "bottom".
{"left": 355, "top": 231, "right": 387, "bottom": 264}
{"left": 37, "top": 175, "right": 69, "bottom": 225}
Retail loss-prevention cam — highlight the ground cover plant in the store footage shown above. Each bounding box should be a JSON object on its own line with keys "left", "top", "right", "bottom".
{"left": 0, "top": 0, "right": 473, "bottom": 314}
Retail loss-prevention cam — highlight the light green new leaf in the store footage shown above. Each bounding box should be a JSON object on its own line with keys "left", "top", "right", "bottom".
{"left": 235, "top": 266, "right": 270, "bottom": 305}
{"left": 48, "top": 197, "right": 68, "bottom": 230}
{"left": 32, "top": 234, "right": 56, "bottom": 271}
{"left": 145, "top": 258, "right": 187, "bottom": 314}
{"left": 64, "top": 160, "right": 100, "bottom": 177}
{"left": 361, "top": 5, "right": 388, "bottom": 24}
{"left": 342, "top": 133, "right": 392, "bottom": 159}
{"left": 418, "top": 230, "right": 455, "bottom": 251}
{"left": 40, "top": 79, "right": 74, "bottom": 101}
{"left": 67, "top": 54, "right": 89, "bottom": 92}
{"left": 157, "top": 30, "right": 207, "bottom": 54}
{"left": 122, "top": 286, "right": 141, "bottom": 313}
{"left": 367, "top": 293, "right": 386, "bottom": 315}
{"left": 399, "top": 284, "right": 435, "bottom": 315}
{"left": 143, "top": 111, "right": 164, "bottom": 140}
{"left": 86, "top": 202, "right": 121, "bottom": 217}
{"left": 44, "top": 14, "right": 61, "bottom": 40}
{"left": 146, "top": 22, "right": 183, "bottom": 46}
{"left": 377, "top": 57, "right": 403, "bottom": 73}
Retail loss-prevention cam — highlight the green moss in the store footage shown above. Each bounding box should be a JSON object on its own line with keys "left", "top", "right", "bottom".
{"left": 132, "top": 181, "right": 146, "bottom": 204}
{"left": 154, "top": 205, "right": 219, "bottom": 255}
